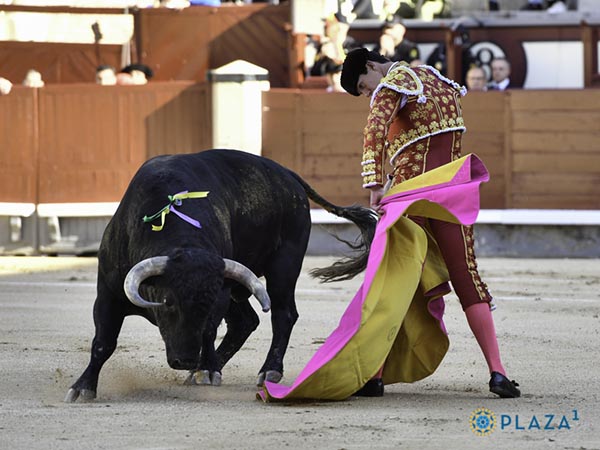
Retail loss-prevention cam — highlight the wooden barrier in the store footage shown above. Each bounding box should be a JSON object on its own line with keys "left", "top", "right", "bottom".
{"left": 1, "top": 82, "right": 212, "bottom": 205}
{"left": 509, "top": 89, "right": 600, "bottom": 209}
{"left": 135, "top": 4, "right": 291, "bottom": 88}
{"left": 461, "top": 91, "right": 507, "bottom": 209}
{"left": 263, "top": 88, "right": 600, "bottom": 210}
{"left": 0, "top": 87, "right": 38, "bottom": 204}
{"left": 0, "top": 4, "right": 291, "bottom": 87}
{"left": 262, "top": 89, "right": 369, "bottom": 207}
{"left": 0, "top": 5, "right": 129, "bottom": 85}
{"left": 0, "top": 41, "right": 123, "bottom": 85}
{"left": 582, "top": 21, "right": 600, "bottom": 88}
{"left": 1, "top": 84, "right": 599, "bottom": 211}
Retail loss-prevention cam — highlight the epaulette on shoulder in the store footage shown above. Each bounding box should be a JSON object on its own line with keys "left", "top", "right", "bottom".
{"left": 371, "top": 64, "right": 425, "bottom": 107}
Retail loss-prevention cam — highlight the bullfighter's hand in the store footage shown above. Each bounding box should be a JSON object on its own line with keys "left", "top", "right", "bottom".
{"left": 369, "top": 185, "right": 385, "bottom": 215}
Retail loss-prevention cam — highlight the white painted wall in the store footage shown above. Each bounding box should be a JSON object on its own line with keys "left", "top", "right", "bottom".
{"left": 522, "top": 41, "right": 585, "bottom": 88}
{"left": 521, "top": 40, "right": 600, "bottom": 88}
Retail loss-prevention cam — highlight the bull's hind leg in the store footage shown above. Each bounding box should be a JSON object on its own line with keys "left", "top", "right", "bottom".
{"left": 256, "top": 241, "right": 306, "bottom": 386}
{"left": 64, "top": 281, "right": 128, "bottom": 402}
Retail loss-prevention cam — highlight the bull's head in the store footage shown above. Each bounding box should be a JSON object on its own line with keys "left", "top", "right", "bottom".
{"left": 123, "top": 249, "right": 270, "bottom": 370}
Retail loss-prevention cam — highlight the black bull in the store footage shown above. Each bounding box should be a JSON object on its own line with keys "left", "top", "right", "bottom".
{"left": 65, "top": 149, "right": 376, "bottom": 402}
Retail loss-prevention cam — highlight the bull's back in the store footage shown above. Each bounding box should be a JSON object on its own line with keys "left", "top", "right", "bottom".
{"left": 104, "top": 150, "right": 310, "bottom": 272}
{"left": 198, "top": 150, "right": 311, "bottom": 258}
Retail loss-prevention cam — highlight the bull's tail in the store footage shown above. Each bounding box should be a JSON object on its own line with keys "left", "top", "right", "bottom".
{"left": 290, "top": 172, "right": 378, "bottom": 283}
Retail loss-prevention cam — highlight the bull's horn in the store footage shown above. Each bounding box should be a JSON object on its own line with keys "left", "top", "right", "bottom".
{"left": 223, "top": 259, "right": 271, "bottom": 312}
{"left": 123, "top": 256, "right": 169, "bottom": 308}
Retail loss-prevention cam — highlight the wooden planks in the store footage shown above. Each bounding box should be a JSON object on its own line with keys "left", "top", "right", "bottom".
{"left": 137, "top": 4, "right": 290, "bottom": 88}
{"left": 0, "top": 87, "right": 38, "bottom": 203}
{"left": 508, "top": 90, "right": 600, "bottom": 209}
{"left": 1, "top": 85, "right": 598, "bottom": 212}
{"left": 33, "top": 81, "right": 211, "bottom": 203}
{"left": 262, "top": 89, "right": 370, "bottom": 207}
{"left": 262, "top": 88, "right": 600, "bottom": 210}
{"left": 0, "top": 41, "right": 123, "bottom": 85}
{"left": 459, "top": 91, "right": 507, "bottom": 208}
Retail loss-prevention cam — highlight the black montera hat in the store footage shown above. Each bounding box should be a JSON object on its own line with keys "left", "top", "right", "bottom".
{"left": 340, "top": 48, "right": 369, "bottom": 96}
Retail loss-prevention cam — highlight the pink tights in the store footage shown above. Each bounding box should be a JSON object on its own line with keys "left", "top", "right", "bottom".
{"left": 465, "top": 302, "right": 506, "bottom": 376}
{"left": 375, "top": 303, "right": 506, "bottom": 380}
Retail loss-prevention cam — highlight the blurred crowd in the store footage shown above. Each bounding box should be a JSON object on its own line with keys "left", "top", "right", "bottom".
{"left": 95, "top": 63, "right": 154, "bottom": 86}
{"left": 0, "top": 0, "right": 583, "bottom": 95}
{"left": 302, "top": 13, "right": 506, "bottom": 93}
{"left": 0, "top": 69, "right": 45, "bottom": 95}
{"left": 0, "top": 62, "right": 154, "bottom": 96}
{"left": 300, "top": 0, "right": 578, "bottom": 92}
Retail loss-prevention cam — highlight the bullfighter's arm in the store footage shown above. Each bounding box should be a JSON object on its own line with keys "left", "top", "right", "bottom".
{"left": 360, "top": 87, "right": 402, "bottom": 188}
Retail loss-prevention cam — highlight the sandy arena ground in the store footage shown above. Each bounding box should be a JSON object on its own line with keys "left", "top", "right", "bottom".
{"left": 0, "top": 255, "right": 598, "bottom": 449}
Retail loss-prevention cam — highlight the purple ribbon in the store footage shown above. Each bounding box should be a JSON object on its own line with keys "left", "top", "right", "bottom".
{"left": 169, "top": 204, "right": 202, "bottom": 229}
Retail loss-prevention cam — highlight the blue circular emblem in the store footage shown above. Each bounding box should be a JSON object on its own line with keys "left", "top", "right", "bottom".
{"left": 469, "top": 407, "right": 496, "bottom": 436}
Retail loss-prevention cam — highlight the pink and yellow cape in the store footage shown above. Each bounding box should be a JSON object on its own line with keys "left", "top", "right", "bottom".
{"left": 258, "top": 154, "right": 490, "bottom": 402}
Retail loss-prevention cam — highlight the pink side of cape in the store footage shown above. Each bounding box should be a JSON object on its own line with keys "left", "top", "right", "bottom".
{"left": 260, "top": 155, "right": 489, "bottom": 400}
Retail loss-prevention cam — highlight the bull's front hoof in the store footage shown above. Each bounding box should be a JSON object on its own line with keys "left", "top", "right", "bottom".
{"left": 185, "top": 370, "right": 222, "bottom": 386}
{"left": 256, "top": 370, "right": 282, "bottom": 387}
{"left": 64, "top": 388, "right": 96, "bottom": 403}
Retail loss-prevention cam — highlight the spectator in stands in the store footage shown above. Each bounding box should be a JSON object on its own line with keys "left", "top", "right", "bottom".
{"left": 373, "top": 16, "right": 420, "bottom": 65}
{"left": 426, "top": 25, "right": 477, "bottom": 85}
{"left": 388, "top": 0, "right": 417, "bottom": 19}
{"left": 309, "top": 14, "right": 356, "bottom": 92}
{"left": 95, "top": 65, "right": 117, "bottom": 86}
{"left": 350, "top": 0, "right": 379, "bottom": 20}
{"left": 310, "top": 51, "right": 344, "bottom": 92}
{"left": 0, "top": 77, "right": 12, "bottom": 95}
{"left": 116, "top": 72, "right": 135, "bottom": 85}
{"left": 119, "top": 63, "right": 154, "bottom": 85}
{"left": 488, "top": 57, "right": 512, "bottom": 90}
{"left": 465, "top": 66, "right": 488, "bottom": 92}
{"left": 22, "top": 70, "right": 44, "bottom": 88}
{"left": 328, "top": 13, "right": 359, "bottom": 58}
{"left": 419, "top": 0, "right": 449, "bottom": 20}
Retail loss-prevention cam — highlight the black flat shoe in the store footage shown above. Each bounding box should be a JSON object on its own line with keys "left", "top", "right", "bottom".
{"left": 489, "top": 371, "right": 521, "bottom": 398}
{"left": 352, "top": 378, "right": 384, "bottom": 397}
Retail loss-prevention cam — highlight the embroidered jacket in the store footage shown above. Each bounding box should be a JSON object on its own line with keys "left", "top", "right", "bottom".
{"left": 361, "top": 63, "right": 467, "bottom": 188}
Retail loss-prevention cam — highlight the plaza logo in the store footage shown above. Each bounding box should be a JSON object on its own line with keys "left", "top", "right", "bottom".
{"left": 469, "top": 407, "right": 497, "bottom": 436}
{"left": 469, "top": 408, "right": 580, "bottom": 436}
